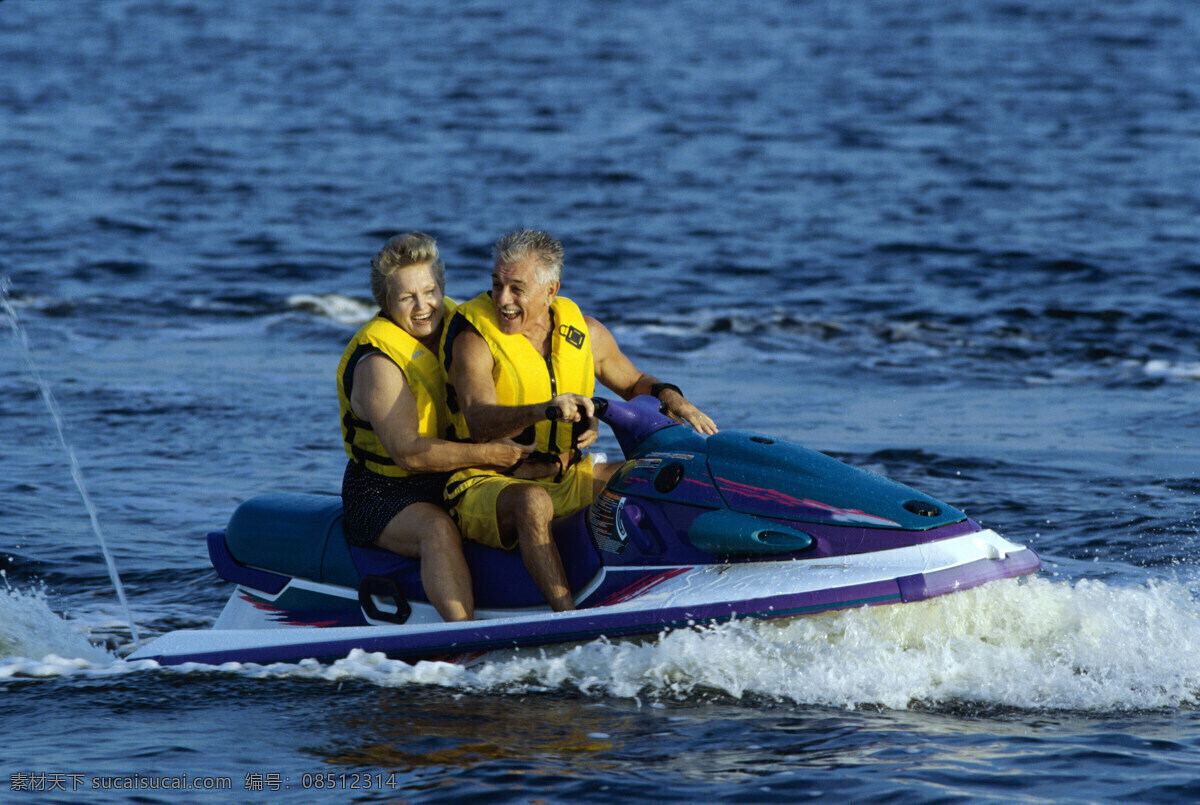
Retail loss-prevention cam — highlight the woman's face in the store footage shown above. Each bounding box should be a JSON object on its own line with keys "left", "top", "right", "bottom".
{"left": 385, "top": 262, "right": 443, "bottom": 342}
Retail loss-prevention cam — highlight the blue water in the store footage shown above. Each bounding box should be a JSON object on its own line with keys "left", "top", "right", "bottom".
{"left": 3, "top": 0, "right": 1200, "bottom": 801}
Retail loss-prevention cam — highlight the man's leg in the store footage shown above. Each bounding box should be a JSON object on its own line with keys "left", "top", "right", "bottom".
{"left": 496, "top": 483, "right": 575, "bottom": 612}
{"left": 375, "top": 502, "right": 474, "bottom": 622}
{"left": 591, "top": 460, "right": 623, "bottom": 498}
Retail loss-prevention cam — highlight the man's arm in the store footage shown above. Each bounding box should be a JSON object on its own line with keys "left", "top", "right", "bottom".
{"left": 588, "top": 316, "right": 718, "bottom": 435}
{"left": 351, "top": 354, "right": 528, "bottom": 472}
{"left": 450, "top": 328, "right": 594, "bottom": 442}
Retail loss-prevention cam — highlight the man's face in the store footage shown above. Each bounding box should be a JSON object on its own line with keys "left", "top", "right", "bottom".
{"left": 491, "top": 258, "right": 558, "bottom": 336}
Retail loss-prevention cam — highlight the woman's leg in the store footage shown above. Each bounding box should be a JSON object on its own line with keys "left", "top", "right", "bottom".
{"left": 374, "top": 502, "right": 474, "bottom": 622}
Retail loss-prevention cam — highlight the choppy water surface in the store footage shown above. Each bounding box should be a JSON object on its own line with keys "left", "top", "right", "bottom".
{"left": 3, "top": 0, "right": 1199, "bottom": 801}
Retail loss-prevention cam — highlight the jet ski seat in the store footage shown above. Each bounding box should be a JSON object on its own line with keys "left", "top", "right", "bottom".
{"left": 217, "top": 492, "right": 603, "bottom": 609}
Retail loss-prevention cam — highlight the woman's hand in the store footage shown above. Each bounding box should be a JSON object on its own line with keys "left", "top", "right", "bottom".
{"left": 490, "top": 438, "right": 534, "bottom": 469}
{"left": 509, "top": 452, "right": 561, "bottom": 480}
{"left": 487, "top": 439, "right": 555, "bottom": 479}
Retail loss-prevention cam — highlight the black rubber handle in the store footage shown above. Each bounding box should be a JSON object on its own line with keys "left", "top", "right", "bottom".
{"left": 545, "top": 397, "right": 607, "bottom": 421}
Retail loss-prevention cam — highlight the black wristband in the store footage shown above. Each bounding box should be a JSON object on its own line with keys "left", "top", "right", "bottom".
{"left": 650, "top": 382, "right": 681, "bottom": 399}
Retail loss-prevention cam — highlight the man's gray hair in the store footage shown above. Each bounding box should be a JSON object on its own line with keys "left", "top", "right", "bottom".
{"left": 492, "top": 229, "right": 564, "bottom": 286}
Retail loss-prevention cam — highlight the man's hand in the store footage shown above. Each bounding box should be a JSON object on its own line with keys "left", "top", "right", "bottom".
{"left": 548, "top": 393, "right": 600, "bottom": 449}
{"left": 658, "top": 388, "right": 718, "bottom": 435}
{"left": 575, "top": 414, "right": 599, "bottom": 449}
{"left": 546, "top": 393, "right": 594, "bottom": 423}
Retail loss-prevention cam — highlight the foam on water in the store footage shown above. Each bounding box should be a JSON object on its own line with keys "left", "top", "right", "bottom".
{"left": 444, "top": 575, "right": 1200, "bottom": 711}
{"left": 1144, "top": 359, "right": 1200, "bottom": 381}
{"left": 10, "top": 575, "right": 1195, "bottom": 713}
{"left": 286, "top": 293, "right": 375, "bottom": 326}
{"left": 0, "top": 586, "right": 114, "bottom": 675}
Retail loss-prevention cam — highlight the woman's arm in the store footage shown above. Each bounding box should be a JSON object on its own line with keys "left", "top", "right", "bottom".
{"left": 350, "top": 353, "right": 527, "bottom": 473}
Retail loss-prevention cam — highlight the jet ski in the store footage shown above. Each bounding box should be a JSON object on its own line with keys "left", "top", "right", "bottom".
{"left": 127, "top": 396, "right": 1040, "bottom": 666}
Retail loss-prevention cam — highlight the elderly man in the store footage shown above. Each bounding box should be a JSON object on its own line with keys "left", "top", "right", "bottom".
{"left": 443, "top": 229, "right": 717, "bottom": 611}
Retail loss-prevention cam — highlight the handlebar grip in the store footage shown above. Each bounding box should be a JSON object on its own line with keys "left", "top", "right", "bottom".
{"left": 546, "top": 398, "right": 608, "bottom": 421}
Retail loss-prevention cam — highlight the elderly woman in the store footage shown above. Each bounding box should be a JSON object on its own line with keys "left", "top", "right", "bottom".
{"left": 336, "top": 232, "right": 531, "bottom": 622}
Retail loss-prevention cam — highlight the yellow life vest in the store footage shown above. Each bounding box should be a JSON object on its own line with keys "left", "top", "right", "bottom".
{"left": 336, "top": 298, "right": 457, "bottom": 477}
{"left": 446, "top": 292, "right": 594, "bottom": 455}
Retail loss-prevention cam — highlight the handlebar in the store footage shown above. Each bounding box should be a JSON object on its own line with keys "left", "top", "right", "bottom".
{"left": 544, "top": 397, "right": 609, "bottom": 422}
{"left": 542, "top": 396, "right": 680, "bottom": 458}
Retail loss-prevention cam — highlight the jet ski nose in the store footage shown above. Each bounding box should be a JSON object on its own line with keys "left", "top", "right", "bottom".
{"left": 903, "top": 500, "right": 942, "bottom": 517}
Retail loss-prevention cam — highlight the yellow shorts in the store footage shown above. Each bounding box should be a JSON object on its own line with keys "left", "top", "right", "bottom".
{"left": 445, "top": 457, "right": 595, "bottom": 550}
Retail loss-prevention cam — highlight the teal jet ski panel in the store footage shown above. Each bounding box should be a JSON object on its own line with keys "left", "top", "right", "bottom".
{"left": 704, "top": 430, "right": 966, "bottom": 530}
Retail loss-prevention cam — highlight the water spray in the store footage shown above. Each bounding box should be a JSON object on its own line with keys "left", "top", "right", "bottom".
{"left": 1, "top": 277, "right": 141, "bottom": 650}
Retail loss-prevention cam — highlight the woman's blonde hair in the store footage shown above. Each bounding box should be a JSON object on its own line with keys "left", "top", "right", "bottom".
{"left": 369, "top": 232, "right": 445, "bottom": 310}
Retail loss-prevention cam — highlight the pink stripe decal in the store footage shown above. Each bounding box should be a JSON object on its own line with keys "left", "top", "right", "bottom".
{"left": 240, "top": 593, "right": 344, "bottom": 628}
{"left": 594, "top": 567, "right": 693, "bottom": 607}
{"left": 715, "top": 476, "right": 900, "bottom": 526}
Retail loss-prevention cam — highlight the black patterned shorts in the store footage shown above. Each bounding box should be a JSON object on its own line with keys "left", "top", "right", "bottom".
{"left": 341, "top": 461, "right": 450, "bottom": 547}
